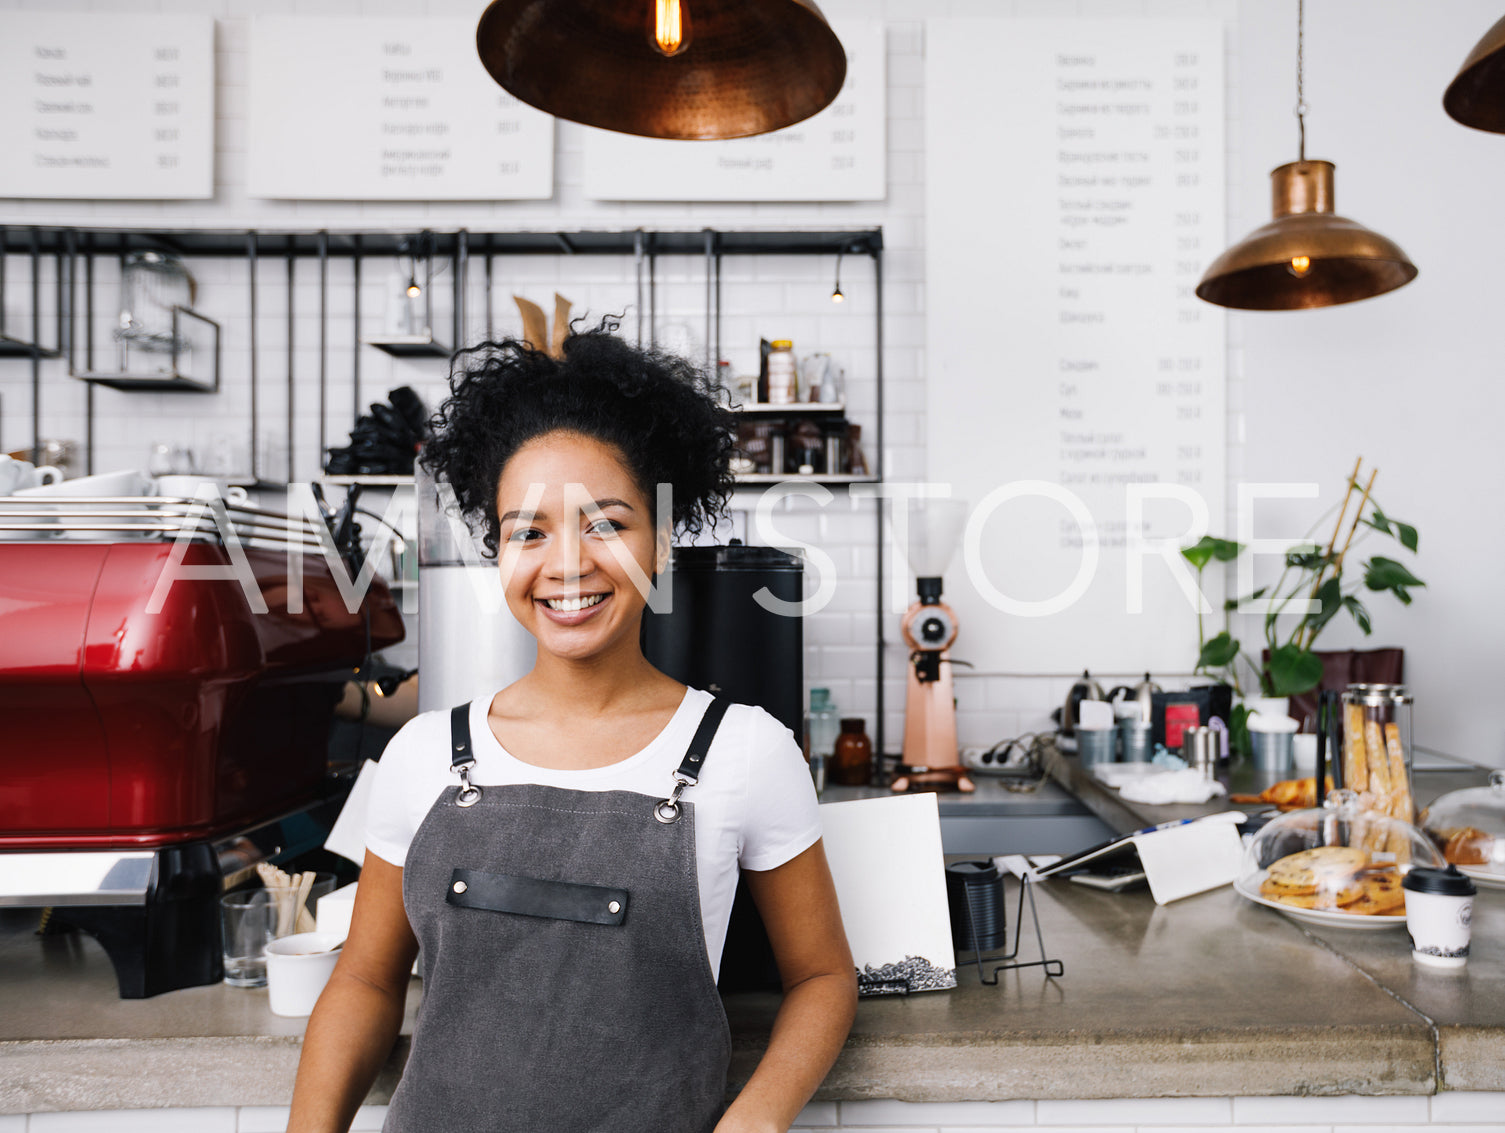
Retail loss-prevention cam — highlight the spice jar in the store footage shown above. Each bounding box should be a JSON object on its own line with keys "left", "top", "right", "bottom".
{"left": 830, "top": 717, "right": 872, "bottom": 786}
{"left": 765, "top": 340, "right": 797, "bottom": 405}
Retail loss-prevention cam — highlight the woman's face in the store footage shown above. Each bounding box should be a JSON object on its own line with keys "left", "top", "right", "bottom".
{"left": 494, "top": 430, "right": 666, "bottom": 663}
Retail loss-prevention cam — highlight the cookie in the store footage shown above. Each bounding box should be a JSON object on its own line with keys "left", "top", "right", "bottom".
{"left": 1261, "top": 876, "right": 1364, "bottom": 908}
{"left": 1266, "top": 846, "right": 1368, "bottom": 888}
{"left": 1340, "top": 871, "right": 1406, "bottom": 916}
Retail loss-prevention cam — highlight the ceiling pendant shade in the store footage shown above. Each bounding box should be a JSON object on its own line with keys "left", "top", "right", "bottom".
{"left": 1444, "top": 14, "right": 1505, "bottom": 133}
{"left": 475, "top": 0, "right": 847, "bottom": 141}
{"left": 1195, "top": 160, "right": 1418, "bottom": 310}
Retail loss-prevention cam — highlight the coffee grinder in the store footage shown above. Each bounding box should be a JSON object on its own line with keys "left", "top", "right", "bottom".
{"left": 891, "top": 499, "right": 975, "bottom": 794}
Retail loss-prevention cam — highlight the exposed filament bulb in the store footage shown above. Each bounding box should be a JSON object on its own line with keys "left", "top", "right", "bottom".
{"left": 652, "top": 0, "right": 689, "bottom": 57}
{"left": 1287, "top": 255, "right": 1312, "bottom": 278}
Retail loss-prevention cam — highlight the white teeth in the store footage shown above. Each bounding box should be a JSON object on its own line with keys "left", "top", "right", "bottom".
{"left": 544, "top": 594, "right": 605, "bottom": 612}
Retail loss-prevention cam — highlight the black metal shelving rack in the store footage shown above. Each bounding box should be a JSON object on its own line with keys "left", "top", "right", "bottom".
{"left": 2, "top": 224, "right": 889, "bottom": 752}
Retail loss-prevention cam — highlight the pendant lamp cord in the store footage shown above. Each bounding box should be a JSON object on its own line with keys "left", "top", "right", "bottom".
{"left": 1295, "top": 0, "right": 1307, "bottom": 161}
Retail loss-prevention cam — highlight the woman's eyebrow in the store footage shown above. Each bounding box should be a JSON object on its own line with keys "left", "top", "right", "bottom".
{"left": 498, "top": 498, "right": 634, "bottom": 523}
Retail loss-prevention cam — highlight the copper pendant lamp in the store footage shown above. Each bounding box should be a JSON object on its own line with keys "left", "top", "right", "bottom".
{"left": 1444, "top": 14, "right": 1505, "bottom": 133}
{"left": 475, "top": 0, "right": 847, "bottom": 141}
{"left": 1196, "top": 0, "right": 1417, "bottom": 310}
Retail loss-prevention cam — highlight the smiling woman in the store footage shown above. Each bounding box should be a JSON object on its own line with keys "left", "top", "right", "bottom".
{"left": 285, "top": 323, "right": 857, "bottom": 1133}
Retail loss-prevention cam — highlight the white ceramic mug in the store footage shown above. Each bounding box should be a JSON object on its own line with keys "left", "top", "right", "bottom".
{"left": 152, "top": 475, "right": 250, "bottom": 505}
{"left": 265, "top": 932, "right": 343, "bottom": 1017}
{"left": 0, "top": 457, "right": 63, "bottom": 495}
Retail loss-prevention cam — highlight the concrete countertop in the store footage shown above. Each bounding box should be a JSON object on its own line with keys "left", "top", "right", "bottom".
{"left": 4, "top": 860, "right": 1502, "bottom": 1112}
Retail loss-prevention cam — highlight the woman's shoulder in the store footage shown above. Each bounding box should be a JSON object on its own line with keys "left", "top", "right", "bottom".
{"left": 716, "top": 699, "right": 798, "bottom": 750}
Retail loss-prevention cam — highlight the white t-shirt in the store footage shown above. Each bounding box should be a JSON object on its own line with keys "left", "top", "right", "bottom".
{"left": 364, "top": 685, "right": 822, "bottom": 975}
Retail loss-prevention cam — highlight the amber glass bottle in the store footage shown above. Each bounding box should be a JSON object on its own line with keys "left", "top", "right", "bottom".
{"left": 830, "top": 717, "right": 873, "bottom": 787}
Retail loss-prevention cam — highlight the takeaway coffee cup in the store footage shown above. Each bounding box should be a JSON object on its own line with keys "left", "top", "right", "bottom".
{"left": 1402, "top": 866, "right": 1476, "bottom": 969}
{"left": 265, "top": 932, "right": 343, "bottom": 1016}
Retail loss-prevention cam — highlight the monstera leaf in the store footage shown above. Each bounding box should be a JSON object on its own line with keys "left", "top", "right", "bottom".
{"left": 1182, "top": 536, "right": 1242, "bottom": 571}
{"left": 1198, "top": 631, "right": 1240, "bottom": 669}
{"left": 1266, "top": 644, "right": 1324, "bottom": 697}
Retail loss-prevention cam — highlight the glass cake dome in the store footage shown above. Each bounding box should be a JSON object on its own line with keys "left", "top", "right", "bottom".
{"left": 1419, "top": 771, "right": 1505, "bottom": 891}
{"left": 1235, "top": 789, "right": 1445, "bottom": 929}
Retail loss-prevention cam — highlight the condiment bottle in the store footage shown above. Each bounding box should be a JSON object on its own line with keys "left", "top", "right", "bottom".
{"left": 766, "top": 340, "right": 797, "bottom": 405}
{"left": 805, "top": 688, "right": 838, "bottom": 793}
{"left": 831, "top": 717, "right": 873, "bottom": 786}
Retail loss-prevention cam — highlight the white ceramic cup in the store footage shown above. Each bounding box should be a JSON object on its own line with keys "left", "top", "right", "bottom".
{"left": 152, "top": 475, "right": 250, "bottom": 505}
{"left": 0, "top": 457, "right": 63, "bottom": 494}
{"left": 265, "top": 932, "right": 343, "bottom": 1016}
{"left": 1403, "top": 867, "right": 1476, "bottom": 970}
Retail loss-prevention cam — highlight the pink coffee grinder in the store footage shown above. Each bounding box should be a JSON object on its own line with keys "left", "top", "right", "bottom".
{"left": 891, "top": 498, "right": 975, "bottom": 794}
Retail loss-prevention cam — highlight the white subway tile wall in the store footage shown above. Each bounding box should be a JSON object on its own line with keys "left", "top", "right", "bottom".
{"left": 0, "top": 0, "right": 1253, "bottom": 754}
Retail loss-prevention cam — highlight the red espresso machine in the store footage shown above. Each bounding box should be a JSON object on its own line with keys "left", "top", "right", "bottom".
{"left": 0, "top": 490, "right": 403, "bottom": 996}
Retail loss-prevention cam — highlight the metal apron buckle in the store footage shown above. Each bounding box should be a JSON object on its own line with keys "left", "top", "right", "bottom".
{"left": 653, "top": 773, "right": 695, "bottom": 824}
{"left": 453, "top": 757, "right": 482, "bottom": 807}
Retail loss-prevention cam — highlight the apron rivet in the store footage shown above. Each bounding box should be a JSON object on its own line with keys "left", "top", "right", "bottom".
{"left": 453, "top": 881, "right": 468, "bottom": 894}
{"left": 608, "top": 900, "right": 621, "bottom": 914}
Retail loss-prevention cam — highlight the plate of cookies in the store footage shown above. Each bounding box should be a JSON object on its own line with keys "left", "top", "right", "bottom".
{"left": 1236, "top": 791, "right": 1446, "bottom": 929}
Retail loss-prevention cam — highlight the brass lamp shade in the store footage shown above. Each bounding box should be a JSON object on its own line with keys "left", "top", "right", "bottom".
{"left": 1444, "top": 14, "right": 1505, "bottom": 133}
{"left": 1195, "top": 161, "right": 1418, "bottom": 311}
{"left": 475, "top": 0, "right": 847, "bottom": 140}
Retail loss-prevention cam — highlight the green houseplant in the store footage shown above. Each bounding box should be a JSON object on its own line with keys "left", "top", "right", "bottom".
{"left": 1182, "top": 459, "right": 1424, "bottom": 704}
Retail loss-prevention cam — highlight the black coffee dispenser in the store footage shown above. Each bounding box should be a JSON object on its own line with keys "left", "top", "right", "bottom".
{"left": 641, "top": 544, "right": 804, "bottom": 738}
{"left": 641, "top": 543, "right": 803, "bottom": 991}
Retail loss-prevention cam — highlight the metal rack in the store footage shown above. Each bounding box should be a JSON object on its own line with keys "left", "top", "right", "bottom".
{"left": 2, "top": 224, "right": 890, "bottom": 752}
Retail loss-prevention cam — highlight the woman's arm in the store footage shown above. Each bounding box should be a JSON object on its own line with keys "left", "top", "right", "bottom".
{"left": 286, "top": 852, "right": 420, "bottom": 1133}
{"left": 716, "top": 839, "right": 857, "bottom": 1133}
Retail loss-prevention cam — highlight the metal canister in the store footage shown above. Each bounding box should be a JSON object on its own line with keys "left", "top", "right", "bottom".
{"left": 1182, "top": 726, "right": 1216, "bottom": 780}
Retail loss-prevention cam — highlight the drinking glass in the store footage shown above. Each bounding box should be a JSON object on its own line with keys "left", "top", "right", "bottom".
{"left": 221, "top": 890, "right": 275, "bottom": 988}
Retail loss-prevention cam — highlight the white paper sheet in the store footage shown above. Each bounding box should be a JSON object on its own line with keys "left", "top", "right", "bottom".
{"left": 819, "top": 793, "right": 956, "bottom": 993}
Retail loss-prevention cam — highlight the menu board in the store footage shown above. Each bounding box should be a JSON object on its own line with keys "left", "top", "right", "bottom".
{"left": 248, "top": 17, "right": 553, "bottom": 200}
{"left": 923, "top": 19, "right": 1226, "bottom": 674}
{"left": 0, "top": 14, "right": 214, "bottom": 199}
{"left": 582, "top": 21, "right": 885, "bottom": 202}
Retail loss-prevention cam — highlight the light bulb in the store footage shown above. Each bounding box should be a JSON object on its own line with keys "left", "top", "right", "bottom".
{"left": 1287, "top": 255, "right": 1312, "bottom": 278}
{"left": 651, "top": 0, "right": 689, "bottom": 57}
{"left": 831, "top": 287, "right": 844, "bottom": 304}
{"left": 406, "top": 277, "right": 422, "bottom": 298}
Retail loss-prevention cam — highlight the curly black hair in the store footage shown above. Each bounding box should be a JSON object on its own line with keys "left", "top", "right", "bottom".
{"left": 419, "top": 319, "right": 737, "bottom": 560}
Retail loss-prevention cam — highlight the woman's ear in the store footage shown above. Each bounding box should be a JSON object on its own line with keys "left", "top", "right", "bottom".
{"left": 654, "top": 523, "right": 672, "bottom": 576}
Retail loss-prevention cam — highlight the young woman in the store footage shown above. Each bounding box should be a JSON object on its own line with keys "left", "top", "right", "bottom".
{"left": 287, "top": 325, "right": 856, "bottom": 1133}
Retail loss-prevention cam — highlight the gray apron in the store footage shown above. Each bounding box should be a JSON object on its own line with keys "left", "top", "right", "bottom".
{"left": 383, "top": 697, "right": 734, "bottom": 1133}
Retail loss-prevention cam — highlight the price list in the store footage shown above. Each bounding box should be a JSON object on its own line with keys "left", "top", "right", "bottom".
{"left": 0, "top": 14, "right": 213, "bottom": 199}
{"left": 582, "top": 21, "right": 885, "bottom": 202}
{"left": 248, "top": 17, "right": 553, "bottom": 200}
{"left": 925, "top": 19, "right": 1226, "bottom": 672}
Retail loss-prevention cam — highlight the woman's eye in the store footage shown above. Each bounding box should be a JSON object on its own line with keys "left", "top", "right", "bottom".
{"left": 506, "top": 527, "right": 543, "bottom": 543}
{"left": 588, "top": 518, "right": 623, "bottom": 536}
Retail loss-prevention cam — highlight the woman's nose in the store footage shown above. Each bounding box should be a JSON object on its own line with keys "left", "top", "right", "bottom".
{"left": 543, "top": 526, "right": 594, "bottom": 581}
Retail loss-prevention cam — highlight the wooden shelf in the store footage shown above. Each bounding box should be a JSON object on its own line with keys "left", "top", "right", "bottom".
{"left": 72, "top": 370, "right": 215, "bottom": 393}
{"left": 0, "top": 333, "right": 59, "bottom": 359}
{"left": 733, "top": 473, "right": 879, "bottom": 486}
{"left": 361, "top": 333, "right": 451, "bottom": 358}
{"left": 316, "top": 474, "right": 415, "bottom": 486}
{"left": 733, "top": 402, "right": 847, "bottom": 415}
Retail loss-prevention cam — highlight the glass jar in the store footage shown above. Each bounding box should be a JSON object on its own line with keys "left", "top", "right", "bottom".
{"left": 1340, "top": 684, "right": 1415, "bottom": 822}
{"left": 805, "top": 688, "right": 838, "bottom": 792}
{"left": 1419, "top": 770, "right": 1505, "bottom": 886}
{"left": 765, "top": 340, "right": 797, "bottom": 405}
{"left": 831, "top": 717, "right": 872, "bottom": 786}
{"left": 116, "top": 250, "right": 194, "bottom": 356}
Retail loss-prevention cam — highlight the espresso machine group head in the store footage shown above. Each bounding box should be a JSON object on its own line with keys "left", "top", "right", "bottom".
{"left": 891, "top": 499, "right": 974, "bottom": 794}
